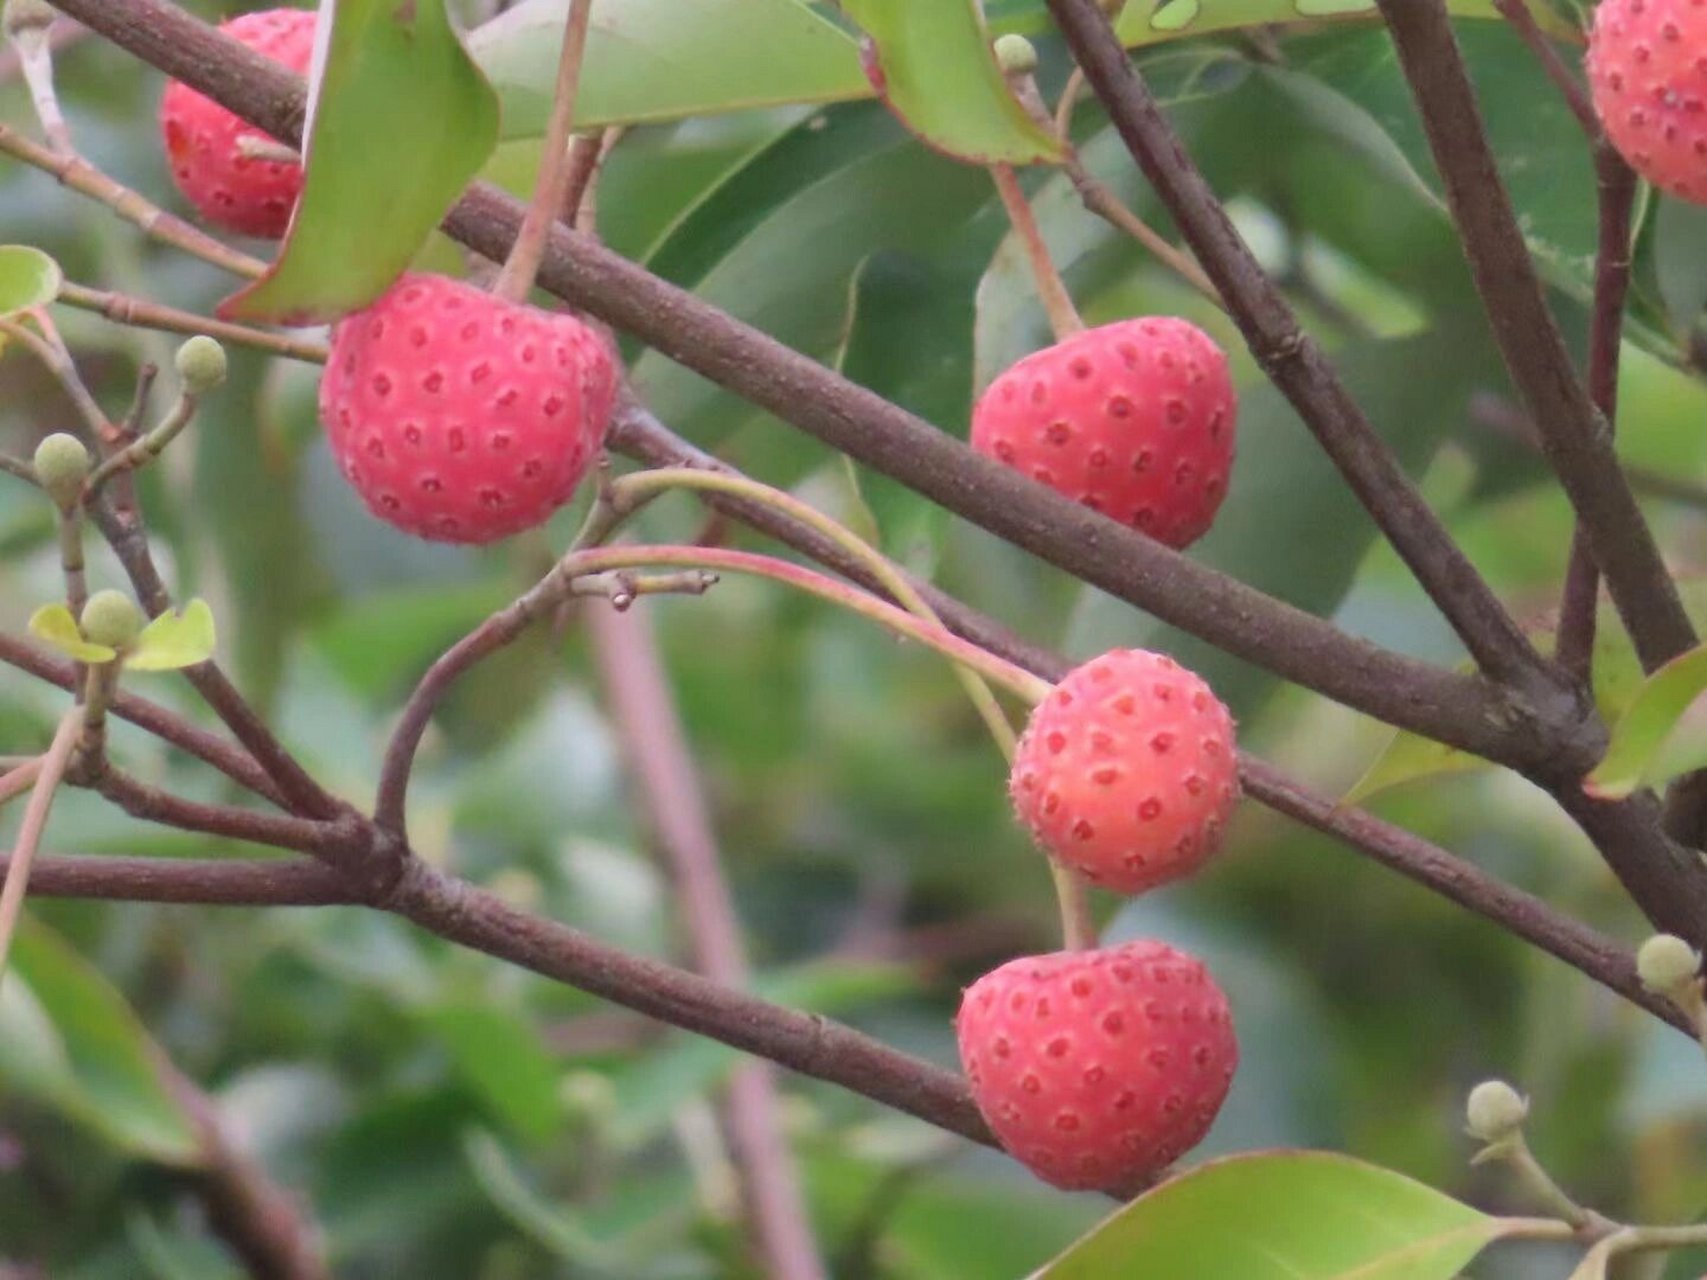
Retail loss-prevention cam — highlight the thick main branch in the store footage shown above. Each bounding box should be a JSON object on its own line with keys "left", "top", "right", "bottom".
{"left": 50, "top": 0, "right": 1571, "bottom": 776}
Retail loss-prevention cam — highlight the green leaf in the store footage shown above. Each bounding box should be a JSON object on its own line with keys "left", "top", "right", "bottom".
{"left": 1114, "top": 0, "right": 1570, "bottom": 44}
{"left": 125, "top": 599, "right": 216, "bottom": 672}
{"left": 470, "top": 0, "right": 868, "bottom": 140}
{"left": 1587, "top": 643, "right": 1707, "bottom": 799}
{"left": 222, "top": 0, "right": 500, "bottom": 325}
{"left": 0, "top": 245, "right": 61, "bottom": 317}
{"left": 26, "top": 602, "right": 116, "bottom": 664}
{"left": 1039, "top": 1150, "right": 1531, "bottom": 1279}
{"left": 422, "top": 1003, "right": 564, "bottom": 1143}
{"left": 1654, "top": 195, "right": 1707, "bottom": 337}
{"left": 840, "top": 0, "right": 1064, "bottom": 165}
{"left": 0, "top": 919, "right": 203, "bottom": 1166}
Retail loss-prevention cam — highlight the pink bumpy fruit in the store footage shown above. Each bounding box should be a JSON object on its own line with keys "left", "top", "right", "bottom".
{"left": 1011, "top": 649, "right": 1239, "bottom": 896}
{"left": 957, "top": 939, "right": 1238, "bottom": 1191}
{"left": 319, "top": 273, "right": 616, "bottom": 544}
{"left": 1588, "top": 0, "right": 1707, "bottom": 204}
{"left": 159, "top": 8, "right": 315, "bottom": 238}
{"left": 971, "top": 317, "right": 1236, "bottom": 549}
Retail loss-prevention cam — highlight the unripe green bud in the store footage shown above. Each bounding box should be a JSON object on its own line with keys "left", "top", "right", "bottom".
{"left": 79, "top": 589, "right": 143, "bottom": 651}
{"left": 4, "top": 0, "right": 56, "bottom": 42}
{"left": 175, "top": 335, "right": 227, "bottom": 395}
{"left": 32, "top": 431, "right": 88, "bottom": 507}
{"left": 993, "top": 33, "right": 1038, "bottom": 77}
{"left": 1465, "top": 1080, "right": 1528, "bottom": 1144}
{"left": 1637, "top": 933, "right": 1701, "bottom": 993}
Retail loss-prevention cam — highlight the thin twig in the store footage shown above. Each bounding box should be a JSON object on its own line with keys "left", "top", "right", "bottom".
{"left": 1556, "top": 157, "right": 1638, "bottom": 681}
{"left": 0, "top": 759, "right": 43, "bottom": 810}
{"left": 0, "top": 17, "right": 88, "bottom": 85}
{"left": 51, "top": 0, "right": 1562, "bottom": 775}
{"left": 1039, "top": 0, "right": 1553, "bottom": 693}
{"left": 1491, "top": 0, "right": 1598, "bottom": 138}
{"left": 57, "top": 282, "right": 328, "bottom": 363}
{"left": 0, "top": 314, "right": 112, "bottom": 444}
{"left": 0, "top": 123, "right": 265, "bottom": 279}
{"left": 1372, "top": 0, "right": 1696, "bottom": 678}
{"left": 492, "top": 0, "right": 593, "bottom": 301}
{"left": 1, "top": 853, "right": 357, "bottom": 905}
{"left": 0, "top": 709, "right": 81, "bottom": 983}
{"left": 587, "top": 599, "right": 827, "bottom": 1280}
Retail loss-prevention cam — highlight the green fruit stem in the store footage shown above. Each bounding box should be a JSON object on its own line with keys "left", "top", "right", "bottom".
{"left": 85, "top": 387, "right": 203, "bottom": 494}
{"left": 596, "top": 466, "right": 1099, "bottom": 951}
{"left": 564, "top": 544, "right": 1051, "bottom": 704}
{"left": 56, "top": 503, "right": 86, "bottom": 619}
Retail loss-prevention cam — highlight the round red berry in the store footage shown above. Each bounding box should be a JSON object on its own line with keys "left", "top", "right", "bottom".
{"left": 319, "top": 273, "right": 616, "bottom": 544}
{"left": 971, "top": 317, "right": 1236, "bottom": 550}
{"left": 1011, "top": 649, "right": 1238, "bottom": 896}
{"left": 1588, "top": 0, "right": 1707, "bottom": 205}
{"left": 159, "top": 8, "right": 315, "bottom": 238}
{"left": 957, "top": 940, "right": 1238, "bottom": 1191}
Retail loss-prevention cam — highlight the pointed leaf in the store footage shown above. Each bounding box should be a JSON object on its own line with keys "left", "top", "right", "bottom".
{"left": 0, "top": 919, "right": 203, "bottom": 1165}
{"left": 1114, "top": 0, "right": 1570, "bottom": 45}
{"left": 1040, "top": 1150, "right": 1538, "bottom": 1279}
{"left": 26, "top": 602, "right": 116, "bottom": 664}
{"left": 0, "top": 245, "right": 61, "bottom": 318}
{"left": 126, "top": 599, "right": 217, "bottom": 672}
{"left": 841, "top": 0, "right": 1064, "bottom": 165}
{"left": 1587, "top": 644, "right": 1707, "bottom": 799}
{"left": 470, "top": 0, "right": 868, "bottom": 140}
{"left": 222, "top": 0, "right": 500, "bottom": 325}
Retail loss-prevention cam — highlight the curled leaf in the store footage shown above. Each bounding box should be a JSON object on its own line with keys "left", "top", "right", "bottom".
{"left": 0, "top": 244, "right": 61, "bottom": 319}
{"left": 26, "top": 603, "right": 116, "bottom": 664}
{"left": 126, "top": 599, "right": 217, "bottom": 672}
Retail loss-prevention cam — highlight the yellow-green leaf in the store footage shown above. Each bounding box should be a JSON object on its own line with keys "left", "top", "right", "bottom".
{"left": 1586, "top": 643, "right": 1707, "bottom": 799}
{"left": 0, "top": 245, "right": 61, "bottom": 318}
{"left": 126, "top": 599, "right": 216, "bottom": 672}
{"left": 26, "top": 603, "right": 116, "bottom": 664}
{"left": 1114, "top": 0, "right": 1573, "bottom": 45}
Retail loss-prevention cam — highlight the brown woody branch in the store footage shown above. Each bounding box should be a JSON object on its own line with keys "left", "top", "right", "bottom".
{"left": 1040, "top": 0, "right": 1549, "bottom": 692}
{"left": 1372, "top": 0, "right": 1696, "bottom": 677}
{"left": 47, "top": 0, "right": 1574, "bottom": 779}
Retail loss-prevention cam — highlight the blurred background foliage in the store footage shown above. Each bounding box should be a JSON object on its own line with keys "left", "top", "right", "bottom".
{"left": 3, "top": 1, "right": 1707, "bottom": 1276}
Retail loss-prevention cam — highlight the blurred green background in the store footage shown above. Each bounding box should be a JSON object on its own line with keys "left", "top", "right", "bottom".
{"left": 4, "top": 2, "right": 1707, "bottom": 1276}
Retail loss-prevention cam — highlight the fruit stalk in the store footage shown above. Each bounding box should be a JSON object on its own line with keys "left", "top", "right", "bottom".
{"left": 492, "top": 0, "right": 594, "bottom": 302}
{"left": 990, "top": 163, "right": 1084, "bottom": 341}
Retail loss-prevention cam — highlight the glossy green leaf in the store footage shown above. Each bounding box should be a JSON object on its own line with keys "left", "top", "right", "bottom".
{"left": 1654, "top": 195, "right": 1707, "bottom": 337}
{"left": 0, "top": 920, "right": 203, "bottom": 1166}
{"left": 26, "top": 602, "right": 116, "bottom": 664}
{"left": 222, "top": 0, "right": 499, "bottom": 325}
{"left": 469, "top": 0, "right": 867, "bottom": 140}
{"left": 423, "top": 1004, "right": 563, "bottom": 1143}
{"left": 0, "top": 244, "right": 61, "bottom": 317}
{"left": 840, "top": 0, "right": 1063, "bottom": 165}
{"left": 1115, "top": 0, "right": 1570, "bottom": 44}
{"left": 1587, "top": 644, "right": 1707, "bottom": 799}
{"left": 125, "top": 599, "right": 216, "bottom": 672}
{"left": 1040, "top": 1150, "right": 1528, "bottom": 1279}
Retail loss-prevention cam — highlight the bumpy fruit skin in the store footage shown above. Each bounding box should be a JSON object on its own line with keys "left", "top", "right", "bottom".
{"left": 1588, "top": 0, "right": 1707, "bottom": 204}
{"left": 319, "top": 273, "right": 616, "bottom": 544}
{"left": 159, "top": 8, "right": 315, "bottom": 238}
{"left": 1011, "top": 649, "right": 1238, "bottom": 896}
{"left": 971, "top": 317, "right": 1236, "bottom": 549}
{"left": 957, "top": 940, "right": 1237, "bottom": 1191}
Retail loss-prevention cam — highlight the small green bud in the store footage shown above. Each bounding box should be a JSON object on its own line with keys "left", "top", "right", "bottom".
{"left": 174, "top": 335, "right": 227, "bottom": 395}
{"left": 32, "top": 432, "right": 88, "bottom": 507}
{"left": 1465, "top": 1080, "right": 1529, "bottom": 1144}
{"left": 1637, "top": 933, "right": 1701, "bottom": 993}
{"left": 993, "top": 33, "right": 1038, "bottom": 77}
{"left": 4, "top": 0, "right": 56, "bottom": 42}
{"left": 79, "top": 589, "right": 143, "bottom": 652}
